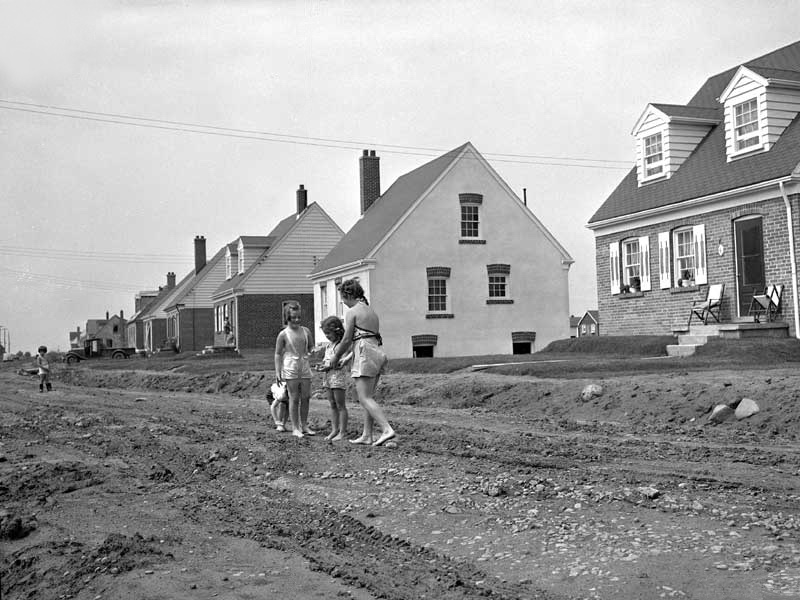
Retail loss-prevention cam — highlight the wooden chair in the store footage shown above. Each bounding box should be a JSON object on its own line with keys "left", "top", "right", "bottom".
{"left": 688, "top": 284, "right": 724, "bottom": 326}
{"left": 748, "top": 284, "right": 783, "bottom": 323}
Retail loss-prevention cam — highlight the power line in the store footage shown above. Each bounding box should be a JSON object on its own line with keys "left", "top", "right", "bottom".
{"left": 0, "top": 99, "right": 633, "bottom": 170}
{"left": 0, "top": 266, "right": 147, "bottom": 293}
{"left": 0, "top": 244, "right": 192, "bottom": 264}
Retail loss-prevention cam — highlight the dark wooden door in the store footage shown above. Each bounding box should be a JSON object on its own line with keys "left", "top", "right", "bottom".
{"left": 734, "top": 217, "right": 765, "bottom": 316}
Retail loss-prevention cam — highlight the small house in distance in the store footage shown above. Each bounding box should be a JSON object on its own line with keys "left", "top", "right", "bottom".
{"left": 310, "top": 145, "right": 574, "bottom": 358}
{"left": 577, "top": 310, "right": 600, "bottom": 337}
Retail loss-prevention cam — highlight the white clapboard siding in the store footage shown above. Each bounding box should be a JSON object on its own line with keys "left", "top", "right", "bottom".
{"left": 693, "top": 224, "right": 707, "bottom": 285}
{"left": 635, "top": 111, "right": 666, "bottom": 185}
{"left": 182, "top": 254, "right": 229, "bottom": 309}
{"left": 638, "top": 235, "right": 651, "bottom": 291}
{"left": 763, "top": 87, "right": 800, "bottom": 148}
{"left": 658, "top": 231, "right": 671, "bottom": 289}
{"left": 666, "top": 123, "right": 714, "bottom": 174}
{"left": 245, "top": 206, "right": 344, "bottom": 295}
{"left": 609, "top": 242, "right": 620, "bottom": 294}
{"left": 723, "top": 74, "right": 766, "bottom": 157}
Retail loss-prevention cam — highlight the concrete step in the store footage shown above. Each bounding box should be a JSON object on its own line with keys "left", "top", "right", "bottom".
{"left": 666, "top": 344, "right": 699, "bottom": 357}
{"left": 677, "top": 334, "right": 711, "bottom": 345}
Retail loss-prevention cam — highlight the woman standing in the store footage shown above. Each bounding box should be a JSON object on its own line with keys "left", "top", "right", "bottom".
{"left": 326, "top": 279, "right": 396, "bottom": 446}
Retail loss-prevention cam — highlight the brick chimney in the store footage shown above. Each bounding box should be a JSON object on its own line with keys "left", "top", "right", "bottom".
{"left": 359, "top": 149, "right": 381, "bottom": 214}
{"left": 194, "top": 235, "right": 207, "bottom": 274}
{"left": 167, "top": 272, "right": 176, "bottom": 288}
{"left": 296, "top": 184, "right": 308, "bottom": 215}
{"left": 106, "top": 311, "right": 110, "bottom": 320}
{"left": 120, "top": 309, "right": 124, "bottom": 319}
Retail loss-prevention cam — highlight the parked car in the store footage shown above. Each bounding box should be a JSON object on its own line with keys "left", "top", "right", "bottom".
{"left": 63, "top": 338, "right": 136, "bottom": 364}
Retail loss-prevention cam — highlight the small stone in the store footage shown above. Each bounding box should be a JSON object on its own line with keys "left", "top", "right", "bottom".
{"left": 735, "top": 398, "right": 759, "bottom": 420}
{"left": 580, "top": 384, "right": 603, "bottom": 402}
{"left": 708, "top": 404, "right": 734, "bottom": 424}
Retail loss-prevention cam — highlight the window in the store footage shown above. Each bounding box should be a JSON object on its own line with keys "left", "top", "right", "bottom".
{"left": 412, "top": 334, "right": 437, "bottom": 358}
{"left": 590, "top": 324, "right": 596, "bottom": 334}
{"left": 674, "top": 228, "right": 696, "bottom": 281}
{"left": 459, "top": 193, "right": 483, "bottom": 240}
{"left": 622, "top": 239, "right": 641, "bottom": 284}
{"left": 581, "top": 324, "right": 587, "bottom": 334}
{"left": 461, "top": 205, "right": 479, "bottom": 237}
{"left": 237, "top": 248, "right": 245, "bottom": 274}
{"left": 225, "top": 251, "right": 233, "bottom": 279}
{"left": 512, "top": 331, "right": 535, "bottom": 354}
{"left": 734, "top": 98, "right": 760, "bottom": 152}
{"left": 428, "top": 278, "right": 447, "bottom": 311}
{"left": 426, "top": 267, "right": 451, "bottom": 316}
{"left": 610, "top": 236, "right": 652, "bottom": 294}
{"left": 643, "top": 132, "right": 664, "bottom": 178}
{"left": 320, "top": 285, "right": 328, "bottom": 318}
{"left": 486, "top": 264, "right": 512, "bottom": 303}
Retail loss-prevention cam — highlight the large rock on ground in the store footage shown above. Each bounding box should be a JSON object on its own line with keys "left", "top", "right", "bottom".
{"left": 580, "top": 384, "right": 604, "bottom": 402}
{"left": 735, "top": 398, "right": 760, "bottom": 420}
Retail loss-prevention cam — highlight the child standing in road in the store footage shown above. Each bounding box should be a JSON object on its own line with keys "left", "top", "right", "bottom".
{"left": 317, "top": 316, "right": 353, "bottom": 441}
{"left": 36, "top": 346, "right": 52, "bottom": 392}
{"left": 274, "top": 301, "right": 315, "bottom": 438}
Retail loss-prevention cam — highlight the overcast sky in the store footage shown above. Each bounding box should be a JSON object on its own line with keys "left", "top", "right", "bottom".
{"left": 2, "top": 0, "right": 800, "bottom": 354}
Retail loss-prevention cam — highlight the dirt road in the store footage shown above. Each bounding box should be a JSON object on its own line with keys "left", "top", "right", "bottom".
{"left": 2, "top": 364, "right": 800, "bottom": 599}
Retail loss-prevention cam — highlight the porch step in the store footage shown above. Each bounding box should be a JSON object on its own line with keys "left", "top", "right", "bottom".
{"left": 677, "top": 334, "right": 713, "bottom": 345}
{"left": 666, "top": 344, "right": 700, "bottom": 357}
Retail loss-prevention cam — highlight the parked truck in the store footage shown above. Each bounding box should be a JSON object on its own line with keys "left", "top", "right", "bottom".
{"left": 64, "top": 338, "right": 136, "bottom": 364}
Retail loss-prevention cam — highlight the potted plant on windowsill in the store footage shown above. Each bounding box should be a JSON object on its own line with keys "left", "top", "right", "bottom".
{"left": 680, "top": 270, "right": 694, "bottom": 287}
{"left": 630, "top": 276, "right": 641, "bottom": 293}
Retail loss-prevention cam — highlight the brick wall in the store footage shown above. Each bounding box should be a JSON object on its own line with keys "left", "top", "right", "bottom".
{"left": 596, "top": 195, "right": 797, "bottom": 336}
{"left": 177, "top": 308, "right": 214, "bottom": 351}
{"left": 236, "top": 294, "right": 315, "bottom": 350}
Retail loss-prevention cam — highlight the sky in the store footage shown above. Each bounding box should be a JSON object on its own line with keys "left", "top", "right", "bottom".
{"left": 2, "top": 0, "right": 800, "bottom": 354}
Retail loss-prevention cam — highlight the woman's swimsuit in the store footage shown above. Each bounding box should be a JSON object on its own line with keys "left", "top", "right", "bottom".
{"left": 351, "top": 324, "right": 387, "bottom": 378}
{"left": 282, "top": 327, "right": 313, "bottom": 379}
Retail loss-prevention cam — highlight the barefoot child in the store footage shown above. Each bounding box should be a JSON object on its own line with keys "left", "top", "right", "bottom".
{"left": 316, "top": 316, "right": 353, "bottom": 441}
{"left": 36, "top": 346, "right": 52, "bottom": 392}
{"left": 274, "top": 301, "right": 315, "bottom": 438}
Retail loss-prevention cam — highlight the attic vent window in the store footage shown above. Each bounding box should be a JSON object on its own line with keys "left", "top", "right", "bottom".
{"left": 643, "top": 133, "right": 664, "bottom": 178}
{"left": 734, "top": 98, "right": 760, "bottom": 152}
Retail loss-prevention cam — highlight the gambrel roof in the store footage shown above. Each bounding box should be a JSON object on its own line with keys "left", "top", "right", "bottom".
{"left": 589, "top": 40, "right": 800, "bottom": 226}
{"left": 312, "top": 142, "right": 572, "bottom": 275}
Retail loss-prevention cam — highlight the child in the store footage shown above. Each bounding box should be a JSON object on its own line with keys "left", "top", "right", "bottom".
{"left": 36, "top": 346, "right": 52, "bottom": 392}
{"left": 317, "top": 316, "right": 353, "bottom": 441}
{"left": 274, "top": 301, "right": 315, "bottom": 438}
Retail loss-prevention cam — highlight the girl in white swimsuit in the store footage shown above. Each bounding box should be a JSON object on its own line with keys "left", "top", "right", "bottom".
{"left": 274, "top": 301, "right": 315, "bottom": 438}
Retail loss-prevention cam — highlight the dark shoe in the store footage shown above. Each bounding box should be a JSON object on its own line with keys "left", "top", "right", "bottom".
{"left": 46, "top": 384, "right": 52, "bottom": 392}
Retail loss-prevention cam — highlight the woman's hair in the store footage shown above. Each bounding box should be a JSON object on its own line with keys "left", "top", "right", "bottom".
{"left": 38, "top": 345, "right": 47, "bottom": 353}
{"left": 338, "top": 279, "right": 368, "bottom": 304}
{"left": 282, "top": 301, "right": 302, "bottom": 324}
{"left": 320, "top": 315, "right": 345, "bottom": 341}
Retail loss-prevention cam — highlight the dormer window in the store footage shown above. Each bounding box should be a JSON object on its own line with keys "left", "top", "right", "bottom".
{"left": 643, "top": 133, "right": 664, "bottom": 178}
{"left": 733, "top": 98, "right": 760, "bottom": 152}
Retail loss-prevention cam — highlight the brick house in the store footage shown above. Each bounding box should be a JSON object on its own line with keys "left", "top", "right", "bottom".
{"left": 163, "top": 236, "right": 232, "bottom": 352}
{"left": 141, "top": 268, "right": 195, "bottom": 352}
{"left": 577, "top": 310, "right": 600, "bottom": 337}
{"left": 211, "top": 186, "right": 344, "bottom": 351}
{"left": 309, "top": 144, "right": 574, "bottom": 358}
{"left": 588, "top": 40, "right": 800, "bottom": 338}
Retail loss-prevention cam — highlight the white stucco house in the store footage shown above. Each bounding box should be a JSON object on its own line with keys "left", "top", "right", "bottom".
{"left": 309, "top": 144, "right": 574, "bottom": 358}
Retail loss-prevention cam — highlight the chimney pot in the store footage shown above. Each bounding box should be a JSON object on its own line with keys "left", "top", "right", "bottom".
{"left": 359, "top": 149, "right": 381, "bottom": 215}
{"left": 167, "top": 272, "right": 176, "bottom": 288}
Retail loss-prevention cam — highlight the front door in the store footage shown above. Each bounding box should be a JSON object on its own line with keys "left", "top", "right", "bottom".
{"left": 734, "top": 217, "right": 765, "bottom": 316}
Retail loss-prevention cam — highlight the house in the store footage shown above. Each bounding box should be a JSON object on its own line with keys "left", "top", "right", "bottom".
{"left": 163, "top": 236, "right": 232, "bottom": 352}
{"left": 569, "top": 315, "right": 581, "bottom": 338}
{"left": 211, "top": 186, "right": 344, "bottom": 350}
{"left": 309, "top": 145, "right": 574, "bottom": 358}
{"left": 577, "top": 310, "right": 600, "bottom": 337}
{"left": 588, "top": 40, "right": 800, "bottom": 338}
{"left": 86, "top": 311, "right": 127, "bottom": 348}
{"left": 69, "top": 326, "right": 81, "bottom": 348}
{"left": 125, "top": 289, "right": 160, "bottom": 350}
{"left": 141, "top": 270, "right": 194, "bottom": 352}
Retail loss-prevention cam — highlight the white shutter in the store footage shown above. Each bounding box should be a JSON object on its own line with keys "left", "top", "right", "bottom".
{"left": 658, "top": 231, "right": 671, "bottom": 289}
{"left": 639, "top": 235, "right": 651, "bottom": 291}
{"left": 693, "top": 224, "right": 707, "bottom": 285}
{"left": 609, "top": 242, "right": 620, "bottom": 294}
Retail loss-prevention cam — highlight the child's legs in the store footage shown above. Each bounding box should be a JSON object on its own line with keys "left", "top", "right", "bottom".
{"left": 326, "top": 388, "right": 340, "bottom": 430}
{"left": 298, "top": 379, "right": 311, "bottom": 427}
{"left": 355, "top": 375, "right": 390, "bottom": 431}
{"left": 286, "top": 379, "right": 302, "bottom": 431}
{"left": 332, "top": 387, "right": 347, "bottom": 434}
